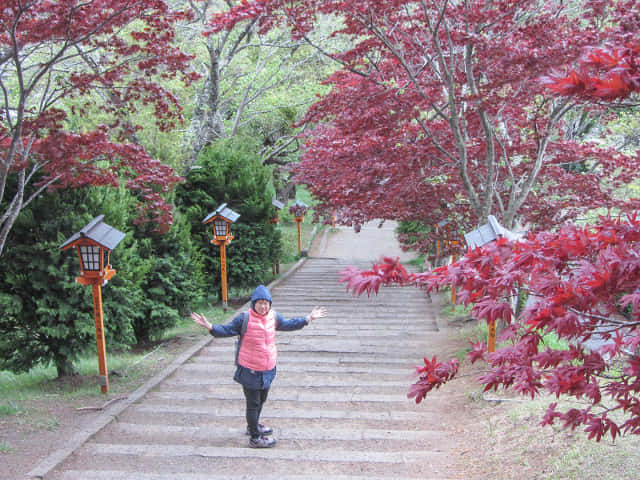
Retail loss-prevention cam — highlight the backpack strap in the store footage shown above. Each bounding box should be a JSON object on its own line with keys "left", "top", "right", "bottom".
{"left": 240, "top": 311, "right": 249, "bottom": 337}
{"left": 235, "top": 312, "right": 250, "bottom": 365}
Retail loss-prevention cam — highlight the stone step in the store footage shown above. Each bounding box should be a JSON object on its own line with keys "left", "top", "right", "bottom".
{"left": 113, "top": 409, "right": 442, "bottom": 433}
{"left": 56, "top": 473, "right": 452, "bottom": 480}
{"left": 194, "top": 351, "right": 448, "bottom": 365}
{"left": 141, "top": 390, "right": 459, "bottom": 408}
{"left": 36, "top": 255, "right": 464, "bottom": 480}
{"left": 181, "top": 359, "right": 414, "bottom": 380}
{"left": 77, "top": 443, "right": 445, "bottom": 464}
{"left": 107, "top": 422, "right": 446, "bottom": 442}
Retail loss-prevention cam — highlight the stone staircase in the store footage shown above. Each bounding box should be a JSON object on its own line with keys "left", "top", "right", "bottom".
{"left": 41, "top": 257, "right": 467, "bottom": 480}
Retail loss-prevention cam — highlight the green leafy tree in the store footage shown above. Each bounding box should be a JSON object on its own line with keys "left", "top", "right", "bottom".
{"left": 0, "top": 179, "right": 207, "bottom": 374}
{"left": 74, "top": 186, "right": 207, "bottom": 347}
{"left": 126, "top": 214, "right": 206, "bottom": 346}
{"left": 176, "top": 140, "right": 281, "bottom": 298}
{"left": 0, "top": 188, "right": 133, "bottom": 377}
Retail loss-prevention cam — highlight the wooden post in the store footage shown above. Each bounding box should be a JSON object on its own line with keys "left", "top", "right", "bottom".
{"left": 296, "top": 219, "right": 302, "bottom": 253}
{"left": 91, "top": 283, "right": 109, "bottom": 394}
{"left": 488, "top": 319, "right": 497, "bottom": 353}
{"left": 220, "top": 242, "right": 228, "bottom": 309}
{"left": 451, "top": 254, "right": 457, "bottom": 305}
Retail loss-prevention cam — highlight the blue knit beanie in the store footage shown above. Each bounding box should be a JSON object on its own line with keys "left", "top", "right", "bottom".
{"left": 250, "top": 285, "right": 272, "bottom": 309}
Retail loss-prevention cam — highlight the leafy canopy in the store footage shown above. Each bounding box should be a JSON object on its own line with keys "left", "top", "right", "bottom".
{"left": 0, "top": 0, "right": 198, "bottom": 257}
{"left": 338, "top": 1, "right": 640, "bottom": 441}
{"left": 208, "top": 0, "right": 640, "bottom": 249}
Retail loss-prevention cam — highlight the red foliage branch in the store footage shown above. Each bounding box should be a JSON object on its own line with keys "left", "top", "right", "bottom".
{"left": 206, "top": 0, "right": 640, "bottom": 255}
{"left": 341, "top": 217, "right": 640, "bottom": 440}
{"left": 0, "top": 0, "right": 198, "bottom": 254}
{"left": 541, "top": 1, "right": 640, "bottom": 101}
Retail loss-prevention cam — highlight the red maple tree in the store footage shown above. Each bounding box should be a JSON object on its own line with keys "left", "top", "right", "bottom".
{"left": 211, "top": 1, "right": 640, "bottom": 440}
{"left": 339, "top": 7, "right": 640, "bottom": 440}
{"left": 542, "top": 2, "right": 640, "bottom": 101}
{"left": 342, "top": 217, "right": 640, "bottom": 441}
{"left": 208, "top": 0, "right": 640, "bottom": 256}
{"left": 0, "top": 0, "right": 198, "bottom": 256}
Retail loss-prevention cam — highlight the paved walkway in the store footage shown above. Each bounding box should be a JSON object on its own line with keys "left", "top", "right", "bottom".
{"left": 30, "top": 222, "right": 468, "bottom": 479}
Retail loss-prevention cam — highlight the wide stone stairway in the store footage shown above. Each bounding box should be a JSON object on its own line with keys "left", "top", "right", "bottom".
{"left": 38, "top": 251, "right": 468, "bottom": 479}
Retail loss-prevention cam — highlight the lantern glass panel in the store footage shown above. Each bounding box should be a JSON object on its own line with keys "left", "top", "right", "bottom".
{"left": 79, "top": 245, "right": 102, "bottom": 271}
{"left": 214, "top": 219, "right": 228, "bottom": 237}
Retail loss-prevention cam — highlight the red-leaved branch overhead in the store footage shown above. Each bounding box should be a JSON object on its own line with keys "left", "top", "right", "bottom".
{"left": 206, "top": 0, "right": 640, "bottom": 258}
{"left": 541, "top": 2, "right": 640, "bottom": 101}
{"left": 0, "top": 0, "right": 199, "bottom": 256}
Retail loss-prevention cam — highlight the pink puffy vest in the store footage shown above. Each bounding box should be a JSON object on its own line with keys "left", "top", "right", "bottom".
{"left": 237, "top": 309, "right": 277, "bottom": 371}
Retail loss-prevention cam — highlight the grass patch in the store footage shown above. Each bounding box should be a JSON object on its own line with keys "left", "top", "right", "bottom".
{"left": 0, "top": 312, "right": 226, "bottom": 403}
{"left": 545, "top": 433, "right": 640, "bottom": 480}
{"left": 473, "top": 392, "right": 640, "bottom": 480}
{"left": 445, "top": 294, "right": 640, "bottom": 479}
{"left": 278, "top": 220, "right": 318, "bottom": 263}
{"left": 405, "top": 254, "right": 427, "bottom": 271}
{"left": 0, "top": 441, "right": 12, "bottom": 454}
{"left": 0, "top": 401, "right": 20, "bottom": 417}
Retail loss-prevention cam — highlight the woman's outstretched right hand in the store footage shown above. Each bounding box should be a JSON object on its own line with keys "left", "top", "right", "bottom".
{"left": 190, "top": 312, "right": 212, "bottom": 330}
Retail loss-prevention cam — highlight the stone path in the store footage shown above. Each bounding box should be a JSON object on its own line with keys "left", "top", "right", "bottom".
{"left": 32, "top": 223, "right": 468, "bottom": 479}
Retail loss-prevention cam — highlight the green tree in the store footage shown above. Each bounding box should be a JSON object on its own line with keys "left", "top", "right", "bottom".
{"left": 78, "top": 186, "right": 207, "bottom": 347}
{"left": 176, "top": 140, "right": 281, "bottom": 298}
{"left": 0, "top": 179, "right": 207, "bottom": 374}
{"left": 0, "top": 188, "right": 133, "bottom": 377}
{"left": 126, "top": 214, "right": 207, "bottom": 346}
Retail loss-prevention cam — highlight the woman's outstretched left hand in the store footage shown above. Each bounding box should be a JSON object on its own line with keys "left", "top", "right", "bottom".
{"left": 191, "top": 312, "right": 212, "bottom": 330}
{"left": 306, "top": 306, "right": 327, "bottom": 323}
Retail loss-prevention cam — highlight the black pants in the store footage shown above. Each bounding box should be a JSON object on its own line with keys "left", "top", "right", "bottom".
{"left": 242, "top": 386, "right": 270, "bottom": 439}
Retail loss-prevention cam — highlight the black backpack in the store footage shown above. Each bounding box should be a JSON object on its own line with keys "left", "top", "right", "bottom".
{"left": 234, "top": 312, "right": 249, "bottom": 365}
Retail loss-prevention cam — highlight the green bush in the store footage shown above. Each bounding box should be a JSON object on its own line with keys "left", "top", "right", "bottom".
{"left": 0, "top": 182, "right": 207, "bottom": 374}
{"left": 0, "top": 188, "right": 133, "bottom": 377}
{"left": 124, "top": 213, "right": 206, "bottom": 346}
{"left": 176, "top": 140, "right": 282, "bottom": 298}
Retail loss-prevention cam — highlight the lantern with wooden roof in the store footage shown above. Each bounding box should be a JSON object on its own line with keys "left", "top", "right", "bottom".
{"left": 202, "top": 204, "right": 240, "bottom": 309}
{"left": 60, "top": 215, "right": 125, "bottom": 393}
{"left": 203, "top": 203, "right": 240, "bottom": 246}
{"left": 60, "top": 215, "right": 125, "bottom": 285}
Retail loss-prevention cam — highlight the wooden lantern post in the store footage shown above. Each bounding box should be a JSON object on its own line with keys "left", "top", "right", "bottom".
{"left": 449, "top": 239, "right": 460, "bottom": 305}
{"left": 271, "top": 199, "right": 284, "bottom": 274}
{"left": 203, "top": 203, "right": 240, "bottom": 310}
{"left": 435, "top": 219, "right": 451, "bottom": 265}
{"left": 289, "top": 200, "right": 309, "bottom": 254}
{"left": 464, "top": 215, "right": 519, "bottom": 355}
{"left": 60, "top": 215, "right": 125, "bottom": 394}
